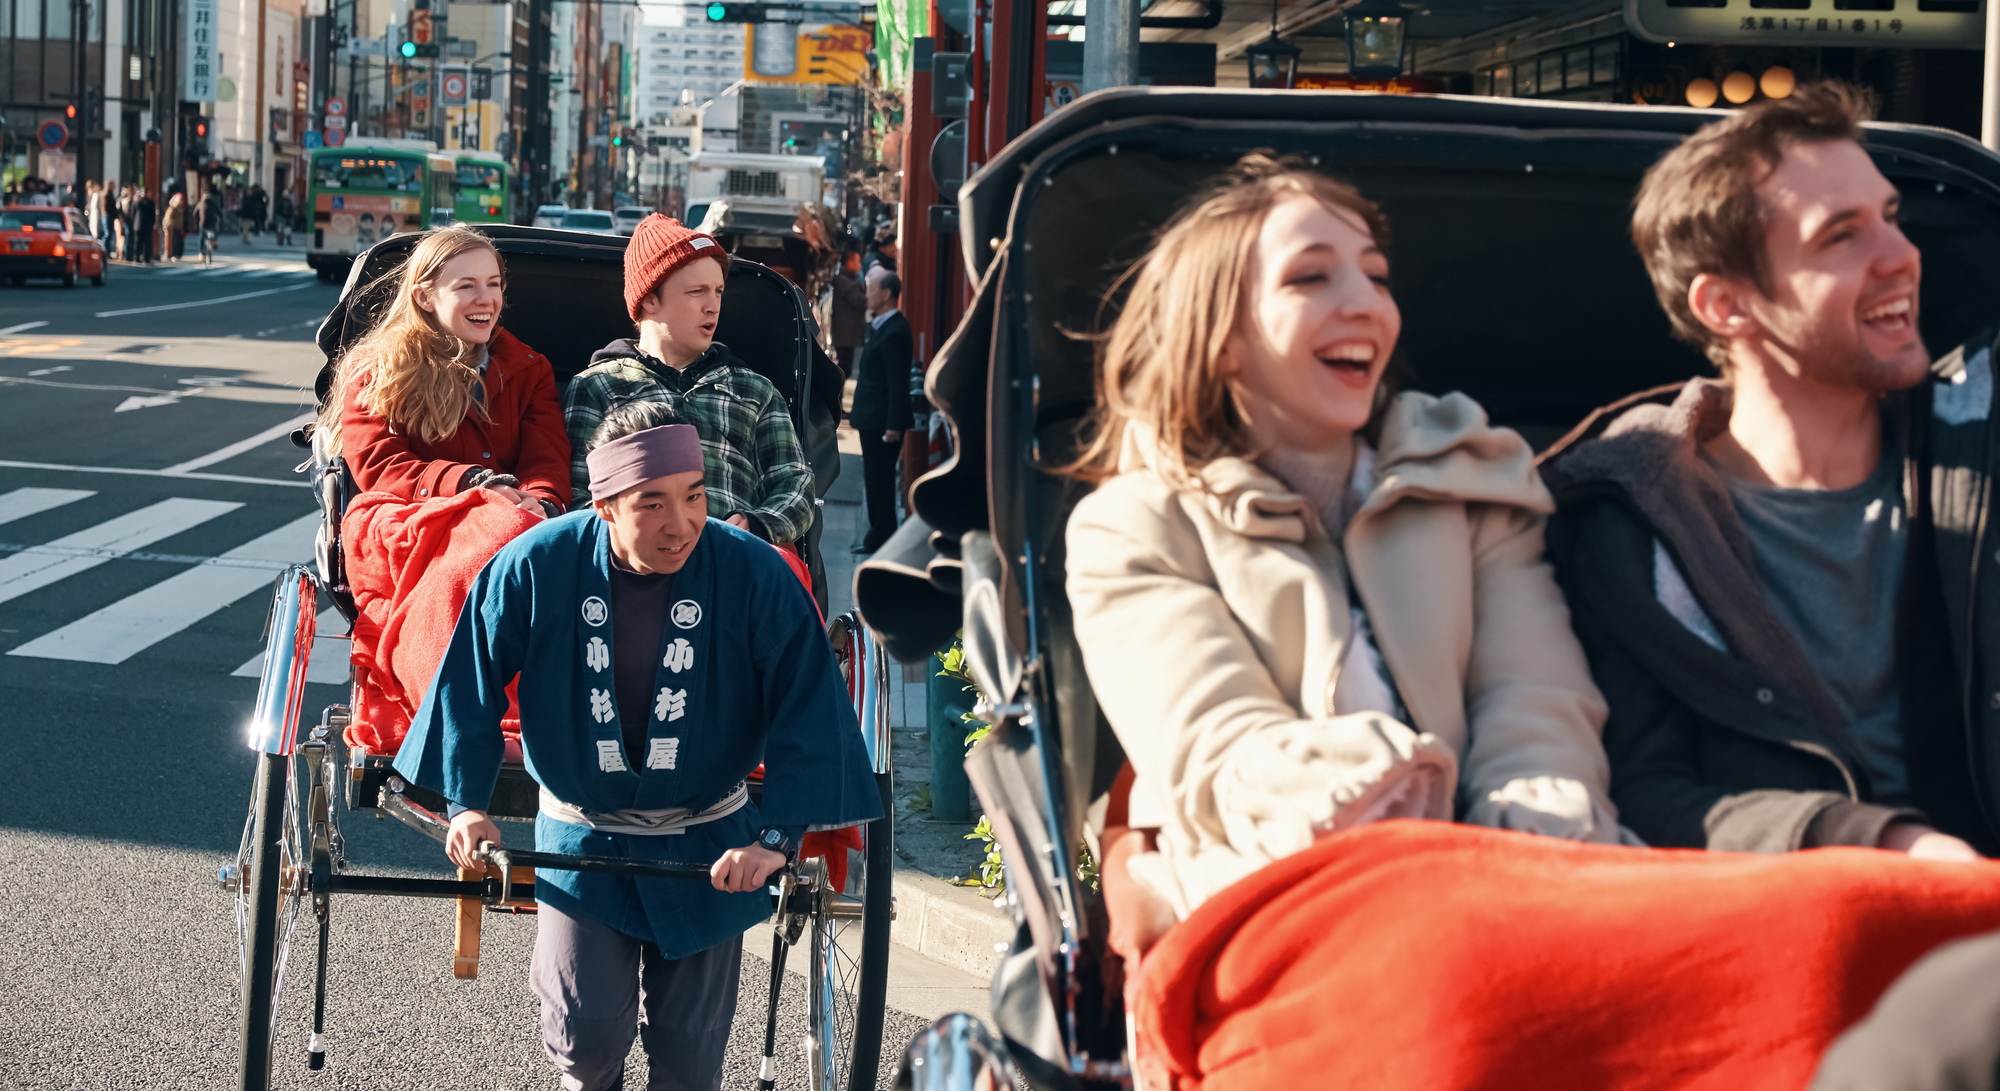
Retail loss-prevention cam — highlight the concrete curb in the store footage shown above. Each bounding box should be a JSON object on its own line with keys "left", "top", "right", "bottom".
{"left": 890, "top": 866, "right": 1013, "bottom": 981}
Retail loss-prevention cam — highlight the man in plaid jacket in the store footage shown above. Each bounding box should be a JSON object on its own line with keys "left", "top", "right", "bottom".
{"left": 562, "top": 215, "right": 815, "bottom": 544}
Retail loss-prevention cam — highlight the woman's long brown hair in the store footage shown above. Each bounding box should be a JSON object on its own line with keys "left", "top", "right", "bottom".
{"left": 1060, "top": 153, "right": 1392, "bottom": 488}
{"left": 317, "top": 224, "right": 506, "bottom": 453}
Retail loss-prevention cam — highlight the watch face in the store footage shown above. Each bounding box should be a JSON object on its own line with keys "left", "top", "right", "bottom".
{"left": 762, "top": 828, "right": 783, "bottom": 847}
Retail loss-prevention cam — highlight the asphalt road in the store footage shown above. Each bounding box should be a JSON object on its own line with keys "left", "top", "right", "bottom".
{"left": 0, "top": 248, "right": 931, "bottom": 1090}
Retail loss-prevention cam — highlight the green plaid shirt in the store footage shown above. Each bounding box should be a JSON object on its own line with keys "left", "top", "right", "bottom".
{"left": 562, "top": 344, "right": 815, "bottom": 544}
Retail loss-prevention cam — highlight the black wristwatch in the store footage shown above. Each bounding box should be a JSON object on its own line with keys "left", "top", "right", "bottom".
{"left": 756, "top": 825, "right": 795, "bottom": 862}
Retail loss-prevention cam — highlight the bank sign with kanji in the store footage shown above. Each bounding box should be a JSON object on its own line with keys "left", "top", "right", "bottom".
{"left": 1626, "top": 0, "right": 1981, "bottom": 47}
{"left": 181, "top": 0, "right": 219, "bottom": 101}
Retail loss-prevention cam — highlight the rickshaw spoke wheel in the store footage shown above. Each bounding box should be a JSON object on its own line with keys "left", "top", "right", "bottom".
{"left": 805, "top": 770, "right": 893, "bottom": 1091}
{"left": 235, "top": 749, "right": 308, "bottom": 1090}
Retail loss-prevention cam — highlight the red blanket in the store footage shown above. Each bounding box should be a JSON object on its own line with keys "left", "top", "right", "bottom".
{"left": 1136, "top": 821, "right": 2000, "bottom": 1091}
{"left": 342, "top": 489, "right": 542, "bottom": 756}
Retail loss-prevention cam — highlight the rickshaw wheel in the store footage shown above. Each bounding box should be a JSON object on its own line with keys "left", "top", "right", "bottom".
{"left": 231, "top": 748, "right": 309, "bottom": 1089}
{"left": 805, "top": 769, "right": 894, "bottom": 1091}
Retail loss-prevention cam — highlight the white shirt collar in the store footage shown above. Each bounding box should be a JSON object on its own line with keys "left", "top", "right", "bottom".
{"left": 871, "top": 307, "right": 900, "bottom": 330}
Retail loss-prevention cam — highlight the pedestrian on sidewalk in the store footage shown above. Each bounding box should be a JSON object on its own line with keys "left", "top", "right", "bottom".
{"left": 828, "top": 244, "right": 865, "bottom": 378}
{"left": 242, "top": 184, "right": 267, "bottom": 239}
{"left": 272, "top": 190, "right": 295, "bottom": 246}
{"left": 198, "top": 187, "right": 224, "bottom": 262}
{"left": 163, "top": 192, "right": 187, "bottom": 261}
{"left": 133, "top": 189, "right": 156, "bottom": 264}
{"left": 849, "top": 266, "right": 913, "bottom": 554}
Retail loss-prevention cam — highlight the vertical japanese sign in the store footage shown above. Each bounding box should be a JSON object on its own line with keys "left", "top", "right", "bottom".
{"left": 182, "top": 0, "right": 220, "bottom": 101}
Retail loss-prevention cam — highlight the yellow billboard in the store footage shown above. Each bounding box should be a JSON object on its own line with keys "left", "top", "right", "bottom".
{"left": 744, "top": 24, "right": 871, "bottom": 85}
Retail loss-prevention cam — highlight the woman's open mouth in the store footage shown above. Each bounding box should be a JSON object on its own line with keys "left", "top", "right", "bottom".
{"left": 1316, "top": 340, "right": 1378, "bottom": 385}
{"left": 466, "top": 313, "right": 496, "bottom": 331}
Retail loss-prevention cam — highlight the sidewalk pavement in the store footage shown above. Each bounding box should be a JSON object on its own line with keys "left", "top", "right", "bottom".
{"left": 108, "top": 226, "right": 312, "bottom": 267}
{"left": 821, "top": 409, "right": 1017, "bottom": 987}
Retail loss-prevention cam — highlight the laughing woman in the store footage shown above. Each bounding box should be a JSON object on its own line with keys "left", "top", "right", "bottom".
{"left": 1063, "top": 153, "right": 1629, "bottom": 955}
{"left": 318, "top": 224, "right": 572, "bottom": 755}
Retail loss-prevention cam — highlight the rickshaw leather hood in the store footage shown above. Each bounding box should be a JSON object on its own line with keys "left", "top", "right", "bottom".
{"left": 1072, "top": 390, "right": 1623, "bottom": 919}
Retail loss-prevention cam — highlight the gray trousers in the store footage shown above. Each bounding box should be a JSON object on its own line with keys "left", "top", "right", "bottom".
{"left": 530, "top": 902, "right": 743, "bottom": 1091}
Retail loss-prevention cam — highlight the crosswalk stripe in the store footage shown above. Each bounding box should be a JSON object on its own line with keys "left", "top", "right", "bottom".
{"left": 231, "top": 605, "right": 352, "bottom": 685}
{"left": 0, "top": 497, "right": 241, "bottom": 606}
{"left": 9, "top": 511, "right": 320, "bottom": 664}
{"left": 153, "top": 266, "right": 199, "bottom": 276}
{"left": 284, "top": 270, "right": 317, "bottom": 278}
{"left": 0, "top": 487, "right": 94, "bottom": 527}
{"left": 196, "top": 267, "right": 240, "bottom": 277}
{"left": 241, "top": 268, "right": 291, "bottom": 278}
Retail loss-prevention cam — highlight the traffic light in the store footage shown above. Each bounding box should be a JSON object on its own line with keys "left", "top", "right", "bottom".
{"left": 705, "top": 2, "right": 765, "bottom": 21}
{"left": 84, "top": 90, "right": 102, "bottom": 132}
{"left": 64, "top": 103, "right": 76, "bottom": 120}
{"left": 412, "top": 43, "right": 440, "bottom": 57}
{"left": 611, "top": 132, "right": 623, "bottom": 147}
{"left": 400, "top": 39, "right": 417, "bottom": 58}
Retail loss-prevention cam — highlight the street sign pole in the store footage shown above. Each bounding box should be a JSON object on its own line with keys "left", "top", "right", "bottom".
{"left": 432, "top": 1, "right": 449, "bottom": 150}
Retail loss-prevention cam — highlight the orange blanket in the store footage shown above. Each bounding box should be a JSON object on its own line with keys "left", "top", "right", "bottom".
{"left": 342, "top": 489, "right": 542, "bottom": 756}
{"left": 1136, "top": 821, "right": 2000, "bottom": 1091}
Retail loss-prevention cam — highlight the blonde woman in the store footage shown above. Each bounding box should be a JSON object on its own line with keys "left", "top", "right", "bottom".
{"left": 320, "top": 224, "right": 569, "bottom": 514}
{"left": 320, "top": 225, "right": 570, "bottom": 755}
{"left": 1062, "top": 153, "right": 1629, "bottom": 964}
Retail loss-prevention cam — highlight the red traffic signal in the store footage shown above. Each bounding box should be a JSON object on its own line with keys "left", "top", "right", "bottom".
{"left": 196, "top": 121, "right": 208, "bottom": 137}
{"left": 64, "top": 104, "right": 76, "bottom": 119}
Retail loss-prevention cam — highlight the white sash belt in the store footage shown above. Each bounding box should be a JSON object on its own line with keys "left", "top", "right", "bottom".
{"left": 538, "top": 781, "right": 749, "bottom": 836}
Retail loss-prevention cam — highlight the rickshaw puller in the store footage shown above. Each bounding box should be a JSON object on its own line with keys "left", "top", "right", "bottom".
{"left": 393, "top": 413, "right": 882, "bottom": 1091}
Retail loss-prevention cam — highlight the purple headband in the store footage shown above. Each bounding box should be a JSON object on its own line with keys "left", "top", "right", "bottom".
{"left": 586, "top": 424, "right": 705, "bottom": 501}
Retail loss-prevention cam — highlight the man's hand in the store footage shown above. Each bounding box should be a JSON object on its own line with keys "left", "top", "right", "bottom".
{"left": 726, "top": 513, "right": 752, "bottom": 532}
{"left": 711, "top": 844, "right": 787, "bottom": 893}
{"left": 1880, "top": 822, "right": 1982, "bottom": 862}
{"left": 882, "top": 430, "right": 903, "bottom": 444}
{"left": 447, "top": 810, "right": 504, "bottom": 873}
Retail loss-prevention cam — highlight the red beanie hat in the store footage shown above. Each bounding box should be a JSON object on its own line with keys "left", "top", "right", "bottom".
{"left": 623, "top": 214, "right": 729, "bottom": 322}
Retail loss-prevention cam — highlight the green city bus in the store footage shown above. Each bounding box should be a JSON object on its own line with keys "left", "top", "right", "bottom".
{"left": 454, "top": 152, "right": 510, "bottom": 224}
{"left": 305, "top": 139, "right": 458, "bottom": 281}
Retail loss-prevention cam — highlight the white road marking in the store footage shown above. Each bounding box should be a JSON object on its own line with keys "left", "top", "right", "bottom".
{"left": 25, "top": 365, "right": 72, "bottom": 375}
{"left": 231, "top": 605, "right": 351, "bottom": 684}
{"left": 0, "top": 321, "right": 49, "bottom": 334}
{"left": 0, "top": 459, "right": 308, "bottom": 488}
{"left": 0, "top": 488, "right": 94, "bottom": 527}
{"left": 159, "top": 412, "right": 316, "bottom": 475}
{"left": 152, "top": 266, "right": 199, "bottom": 276}
{"left": 10, "top": 512, "right": 319, "bottom": 664}
{"left": 114, "top": 394, "right": 186, "bottom": 412}
{"left": 0, "top": 498, "right": 242, "bottom": 606}
{"left": 196, "top": 266, "right": 241, "bottom": 277}
{"left": 94, "top": 281, "right": 317, "bottom": 318}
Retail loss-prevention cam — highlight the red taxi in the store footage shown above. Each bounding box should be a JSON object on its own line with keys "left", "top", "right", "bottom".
{"left": 0, "top": 205, "right": 106, "bottom": 287}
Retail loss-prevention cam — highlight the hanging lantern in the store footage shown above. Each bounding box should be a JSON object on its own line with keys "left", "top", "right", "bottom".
{"left": 1343, "top": 0, "right": 1410, "bottom": 82}
{"left": 1246, "top": 33, "right": 1305, "bottom": 89}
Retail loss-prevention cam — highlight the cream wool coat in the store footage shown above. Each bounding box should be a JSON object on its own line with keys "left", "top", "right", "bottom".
{"left": 1067, "top": 391, "right": 1624, "bottom": 918}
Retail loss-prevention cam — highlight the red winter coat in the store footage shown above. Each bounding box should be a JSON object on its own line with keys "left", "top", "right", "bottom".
{"left": 339, "top": 328, "right": 572, "bottom": 509}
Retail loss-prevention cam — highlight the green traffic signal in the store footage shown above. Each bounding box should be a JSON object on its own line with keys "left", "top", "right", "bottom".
{"left": 705, "top": 2, "right": 725, "bottom": 18}
{"left": 400, "top": 40, "right": 417, "bottom": 57}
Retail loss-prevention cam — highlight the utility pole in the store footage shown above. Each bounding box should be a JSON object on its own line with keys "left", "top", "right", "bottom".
{"left": 255, "top": 0, "right": 268, "bottom": 190}
{"left": 431, "top": 1, "right": 448, "bottom": 148}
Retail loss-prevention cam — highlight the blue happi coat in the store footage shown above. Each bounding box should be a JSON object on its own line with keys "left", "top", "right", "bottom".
{"left": 394, "top": 512, "right": 882, "bottom": 957}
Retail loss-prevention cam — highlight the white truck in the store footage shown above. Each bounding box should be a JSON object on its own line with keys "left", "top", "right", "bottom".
{"left": 682, "top": 152, "right": 827, "bottom": 280}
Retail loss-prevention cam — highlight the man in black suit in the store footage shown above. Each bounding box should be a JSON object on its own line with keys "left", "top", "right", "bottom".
{"left": 850, "top": 266, "right": 914, "bottom": 553}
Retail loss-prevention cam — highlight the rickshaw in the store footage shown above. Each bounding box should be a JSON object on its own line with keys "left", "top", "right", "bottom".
{"left": 221, "top": 224, "right": 887, "bottom": 1091}
{"left": 851, "top": 88, "right": 2000, "bottom": 1088}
